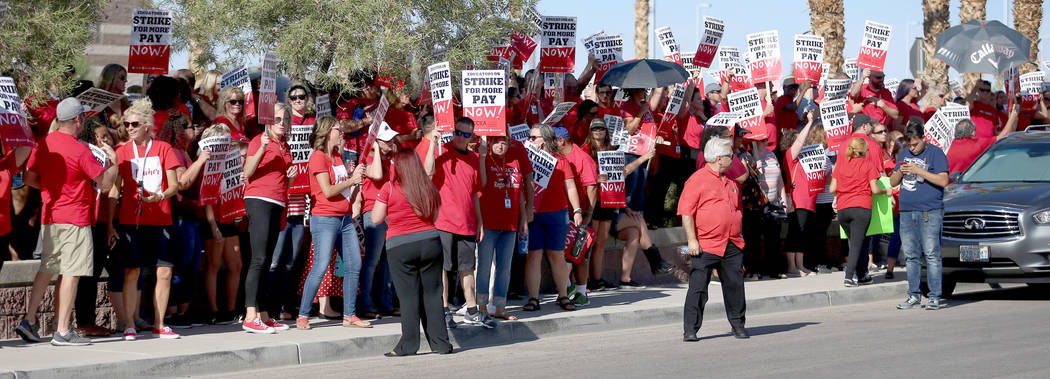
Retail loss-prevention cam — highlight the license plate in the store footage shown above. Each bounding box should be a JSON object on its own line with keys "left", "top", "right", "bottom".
{"left": 960, "top": 245, "right": 990, "bottom": 262}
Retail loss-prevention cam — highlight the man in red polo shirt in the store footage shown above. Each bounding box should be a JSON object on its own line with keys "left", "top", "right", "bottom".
{"left": 849, "top": 69, "right": 899, "bottom": 127}
{"left": 555, "top": 126, "right": 599, "bottom": 305}
{"left": 678, "top": 137, "right": 748, "bottom": 341}
{"left": 966, "top": 80, "right": 1008, "bottom": 139}
{"left": 947, "top": 107, "right": 1019, "bottom": 174}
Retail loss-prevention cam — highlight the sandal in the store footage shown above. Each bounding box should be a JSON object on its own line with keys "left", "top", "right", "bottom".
{"left": 343, "top": 315, "right": 373, "bottom": 328}
{"left": 522, "top": 298, "right": 541, "bottom": 312}
{"left": 492, "top": 313, "right": 519, "bottom": 321}
{"left": 296, "top": 316, "right": 311, "bottom": 330}
{"left": 556, "top": 296, "right": 576, "bottom": 311}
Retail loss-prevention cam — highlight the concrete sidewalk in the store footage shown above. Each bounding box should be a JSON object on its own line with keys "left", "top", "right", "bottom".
{"left": 0, "top": 270, "right": 910, "bottom": 379}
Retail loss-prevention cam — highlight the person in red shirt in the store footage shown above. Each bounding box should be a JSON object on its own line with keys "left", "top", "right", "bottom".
{"left": 214, "top": 86, "right": 255, "bottom": 143}
{"left": 678, "top": 137, "right": 748, "bottom": 341}
{"left": 894, "top": 79, "right": 923, "bottom": 130}
{"left": 357, "top": 122, "right": 399, "bottom": 319}
{"left": 555, "top": 126, "right": 599, "bottom": 305}
{"left": 241, "top": 102, "right": 296, "bottom": 334}
{"left": 287, "top": 83, "right": 316, "bottom": 126}
{"left": 370, "top": 149, "right": 453, "bottom": 356}
{"left": 947, "top": 107, "right": 1018, "bottom": 174}
{"left": 784, "top": 112, "right": 821, "bottom": 277}
{"left": 566, "top": 100, "right": 600, "bottom": 146}
{"left": 0, "top": 135, "right": 33, "bottom": 308}
{"left": 837, "top": 114, "right": 886, "bottom": 176}
{"left": 336, "top": 75, "right": 380, "bottom": 159}
{"left": 830, "top": 137, "right": 888, "bottom": 287}
{"left": 966, "top": 80, "right": 1009, "bottom": 139}
{"left": 384, "top": 89, "right": 421, "bottom": 148}
{"left": 849, "top": 69, "right": 900, "bottom": 127}
{"left": 18, "top": 98, "right": 118, "bottom": 346}
{"left": 512, "top": 73, "right": 555, "bottom": 126}
{"left": 594, "top": 84, "right": 619, "bottom": 118}
{"left": 107, "top": 99, "right": 184, "bottom": 341}
{"left": 523, "top": 124, "right": 582, "bottom": 312}
{"left": 774, "top": 81, "right": 808, "bottom": 133}
{"left": 297, "top": 116, "right": 371, "bottom": 330}
{"left": 619, "top": 88, "right": 656, "bottom": 212}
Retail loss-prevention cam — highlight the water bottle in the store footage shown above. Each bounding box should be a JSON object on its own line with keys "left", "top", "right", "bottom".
{"left": 517, "top": 232, "right": 529, "bottom": 255}
{"left": 678, "top": 245, "right": 691, "bottom": 255}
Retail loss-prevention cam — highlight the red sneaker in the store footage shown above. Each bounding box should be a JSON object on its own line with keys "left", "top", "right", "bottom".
{"left": 152, "top": 326, "right": 181, "bottom": 339}
{"left": 242, "top": 318, "right": 275, "bottom": 334}
{"left": 263, "top": 318, "right": 290, "bottom": 331}
{"left": 123, "top": 328, "right": 137, "bottom": 341}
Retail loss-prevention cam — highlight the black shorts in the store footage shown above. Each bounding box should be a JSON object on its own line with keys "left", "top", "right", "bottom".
{"left": 119, "top": 225, "right": 175, "bottom": 268}
{"left": 591, "top": 204, "right": 620, "bottom": 222}
{"left": 439, "top": 231, "right": 477, "bottom": 272}
{"left": 199, "top": 222, "right": 240, "bottom": 240}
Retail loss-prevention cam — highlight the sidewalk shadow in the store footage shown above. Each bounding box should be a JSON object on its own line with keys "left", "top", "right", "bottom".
{"left": 703, "top": 322, "right": 819, "bottom": 339}
{"left": 942, "top": 285, "right": 1050, "bottom": 308}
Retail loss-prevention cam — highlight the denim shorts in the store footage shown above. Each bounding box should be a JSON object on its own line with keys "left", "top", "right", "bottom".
{"left": 527, "top": 209, "right": 569, "bottom": 251}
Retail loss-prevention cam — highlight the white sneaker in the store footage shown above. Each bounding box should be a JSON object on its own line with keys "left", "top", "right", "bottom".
{"left": 123, "top": 328, "right": 137, "bottom": 341}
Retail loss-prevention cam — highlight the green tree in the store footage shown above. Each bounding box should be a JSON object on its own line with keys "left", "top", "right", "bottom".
{"left": 0, "top": 0, "right": 108, "bottom": 102}
{"left": 161, "top": 0, "right": 537, "bottom": 94}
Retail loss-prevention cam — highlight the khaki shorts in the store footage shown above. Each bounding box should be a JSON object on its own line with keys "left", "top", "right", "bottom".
{"left": 39, "top": 224, "right": 94, "bottom": 277}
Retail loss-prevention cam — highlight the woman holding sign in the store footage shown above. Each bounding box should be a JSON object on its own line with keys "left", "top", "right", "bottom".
{"left": 297, "top": 116, "right": 370, "bottom": 329}
{"left": 214, "top": 86, "right": 255, "bottom": 143}
{"left": 241, "top": 102, "right": 296, "bottom": 334}
{"left": 108, "top": 99, "right": 184, "bottom": 340}
{"left": 784, "top": 111, "right": 820, "bottom": 277}
{"left": 523, "top": 124, "right": 582, "bottom": 312}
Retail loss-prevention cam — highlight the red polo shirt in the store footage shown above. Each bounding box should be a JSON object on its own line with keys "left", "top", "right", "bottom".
{"left": 832, "top": 155, "right": 880, "bottom": 210}
{"left": 563, "top": 145, "right": 598, "bottom": 209}
{"left": 27, "top": 131, "right": 105, "bottom": 226}
{"left": 850, "top": 84, "right": 897, "bottom": 126}
{"left": 970, "top": 101, "right": 1007, "bottom": 139}
{"left": 677, "top": 165, "right": 744, "bottom": 256}
{"left": 432, "top": 145, "right": 482, "bottom": 236}
{"left": 947, "top": 137, "right": 995, "bottom": 174}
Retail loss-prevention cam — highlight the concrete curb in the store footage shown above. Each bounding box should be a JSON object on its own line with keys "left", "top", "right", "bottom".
{"left": 1, "top": 281, "right": 907, "bottom": 378}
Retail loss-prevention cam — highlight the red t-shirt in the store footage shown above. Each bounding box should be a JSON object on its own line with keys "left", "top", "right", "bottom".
{"left": 564, "top": 145, "right": 598, "bottom": 209}
{"left": 336, "top": 96, "right": 378, "bottom": 154}
{"left": 535, "top": 156, "right": 575, "bottom": 213}
{"left": 774, "top": 95, "right": 797, "bottom": 131}
{"left": 308, "top": 150, "right": 351, "bottom": 216}
{"left": 214, "top": 115, "right": 255, "bottom": 143}
{"left": 832, "top": 155, "right": 880, "bottom": 210}
{"left": 26, "top": 95, "right": 59, "bottom": 140}
{"left": 683, "top": 115, "right": 705, "bottom": 150}
{"left": 836, "top": 132, "right": 883, "bottom": 175}
{"left": 511, "top": 95, "right": 554, "bottom": 126}
{"left": 850, "top": 84, "right": 897, "bottom": 126}
{"left": 360, "top": 153, "right": 393, "bottom": 214}
{"left": 480, "top": 146, "right": 533, "bottom": 231}
{"left": 620, "top": 101, "right": 656, "bottom": 125}
{"left": 947, "top": 137, "right": 996, "bottom": 174}
{"left": 922, "top": 107, "right": 937, "bottom": 122}
{"left": 432, "top": 146, "right": 482, "bottom": 236}
{"left": 0, "top": 151, "right": 18, "bottom": 235}
{"left": 676, "top": 165, "right": 745, "bottom": 256}
{"left": 116, "top": 139, "right": 182, "bottom": 226}
{"left": 896, "top": 100, "right": 923, "bottom": 125}
{"left": 414, "top": 136, "right": 440, "bottom": 162}
{"left": 292, "top": 114, "right": 316, "bottom": 126}
{"left": 244, "top": 134, "right": 292, "bottom": 204}
{"left": 385, "top": 107, "right": 419, "bottom": 148}
{"left": 376, "top": 180, "right": 434, "bottom": 238}
{"left": 788, "top": 155, "right": 817, "bottom": 212}
{"left": 970, "top": 101, "right": 1007, "bottom": 139}
{"left": 27, "top": 131, "right": 105, "bottom": 226}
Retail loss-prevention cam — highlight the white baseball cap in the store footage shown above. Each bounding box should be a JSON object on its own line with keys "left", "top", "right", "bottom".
{"left": 376, "top": 121, "right": 398, "bottom": 142}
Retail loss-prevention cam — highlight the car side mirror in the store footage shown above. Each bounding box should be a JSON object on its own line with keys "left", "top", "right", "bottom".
{"left": 949, "top": 172, "right": 963, "bottom": 183}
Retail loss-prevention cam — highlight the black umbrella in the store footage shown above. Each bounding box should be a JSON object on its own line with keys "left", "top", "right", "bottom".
{"left": 934, "top": 20, "right": 1032, "bottom": 74}
{"left": 597, "top": 59, "right": 690, "bottom": 88}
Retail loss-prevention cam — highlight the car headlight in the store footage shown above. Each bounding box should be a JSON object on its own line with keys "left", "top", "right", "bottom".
{"left": 1034, "top": 210, "right": 1050, "bottom": 224}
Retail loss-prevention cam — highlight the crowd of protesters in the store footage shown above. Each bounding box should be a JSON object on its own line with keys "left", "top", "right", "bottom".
{"left": 1, "top": 49, "right": 1046, "bottom": 350}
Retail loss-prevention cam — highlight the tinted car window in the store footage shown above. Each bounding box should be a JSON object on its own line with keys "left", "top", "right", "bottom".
{"left": 962, "top": 143, "right": 1050, "bottom": 182}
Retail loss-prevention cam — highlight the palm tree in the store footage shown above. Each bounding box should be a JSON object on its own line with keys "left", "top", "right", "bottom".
{"left": 958, "top": 0, "right": 987, "bottom": 91}
{"left": 807, "top": 0, "right": 844, "bottom": 76}
{"left": 922, "top": 0, "right": 950, "bottom": 86}
{"left": 1013, "top": 0, "right": 1042, "bottom": 74}
{"left": 635, "top": 0, "right": 649, "bottom": 59}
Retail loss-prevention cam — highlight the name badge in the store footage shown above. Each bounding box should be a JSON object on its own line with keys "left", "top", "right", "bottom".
{"left": 505, "top": 195, "right": 512, "bottom": 209}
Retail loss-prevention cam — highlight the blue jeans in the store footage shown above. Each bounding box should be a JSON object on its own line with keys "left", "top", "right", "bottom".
{"left": 623, "top": 153, "right": 647, "bottom": 212}
{"left": 476, "top": 229, "right": 517, "bottom": 307}
{"left": 358, "top": 211, "right": 394, "bottom": 312}
{"left": 299, "top": 214, "right": 363, "bottom": 317}
{"left": 900, "top": 209, "right": 943, "bottom": 300}
{"left": 269, "top": 216, "right": 306, "bottom": 314}
{"left": 887, "top": 215, "right": 902, "bottom": 260}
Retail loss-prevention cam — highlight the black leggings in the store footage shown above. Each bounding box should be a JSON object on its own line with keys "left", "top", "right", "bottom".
{"left": 387, "top": 232, "right": 451, "bottom": 355}
{"left": 838, "top": 207, "right": 872, "bottom": 280}
{"left": 244, "top": 198, "right": 284, "bottom": 310}
{"left": 813, "top": 203, "right": 837, "bottom": 267}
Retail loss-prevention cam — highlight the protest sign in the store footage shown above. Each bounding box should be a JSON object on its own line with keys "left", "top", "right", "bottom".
{"left": 220, "top": 146, "right": 246, "bottom": 223}
{"left": 593, "top": 34, "right": 624, "bottom": 84}
{"left": 604, "top": 114, "right": 628, "bottom": 147}
{"left": 949, "top": 78, "right": 965, "bottom": 98}
{"left": 612, "top": 86, "right": 630, "bottom": 108}
{"left": 797, "top": 144, "right": 827, "bottom": 195}
{"left": 257, "top": 52, "right": 279, "bottom": 125}
{"left": 540, "top": 16, "right": 576, "bottom": 73}
{"left": 543, "top": 101, "right": 577, "bottom": 126}
{"left": 621, "top": 122, "right": 658, "bottom": 156}
{"left": 597, "top": 151, "right": 626, "bottom": 208}
{"left": 583, "top": 31, "right": 605, "bottom": 55}
{"left": 1020, "top": 71, "right": 1043, "bottom": 111}
{"left": 857, "top": 21, "right": 892, "bottom": 71}
{"left": 509, "top": 124, "right": 531, "bottom": 144}
{"left": 705, "top": 111, "right": 741, "bottom": 128}
{"left": 220, "top": 66, "right": 256, "bottom": 119}
{"left": 526, "top": 143, "right": 558, "bottom": 194}
{"left": 360, "top": 95, "right": 390, "bottom": 153}
{"left": 822, "top": 78, "right": 851, "bottom": 100}
{"left": 462, "top": 70, "right": 506, "bottom": 136}
{"left": 746, "top": 30, "right": 781, "bottom": 83}
{"left": 1004, "top": 66, "right": 1020, "bottom": 110}
{"left": 85, "top": 143, "right": 109, "bottom": 168}
{"left": 315, "top": 93, "right": 331, "bottom": 118}
{"left": 727, "top": 88, "right": 766, "bottom": 139}
{"left": 793, "top": 34, "right": 824, "bottom": 84}
{"left": 693, "top": 16, "right": 725, "bottom": 68}
{"left": 288, "top": 124, "right": 313, "bottom": 194}
{"left": 718, "top": 47, "right": 752, "bottom": 92}
{"left": 844, "top": 58, "right": 859, "bottom": 83}
{"left": 198, "top": 136, "right": 229, "bottom": 204}
{"left": 884, "top": 78, "right": 901, "bottom": 97}
{"left": 819, "top": 98, "right": 851, "bottom": 151}
{"left": 128, "top": 9, "right": 172, "bottom": 75}
{"left": 682, "top": 52, "right": 700, "bottom": 74}
{"left": 0, "top": 77, "right": 31, "bottom": 148}
{"left": 75, "top": 88, "right": 125, "bottom": 119}
{"left": 924, "top": 103, "right": 969, "bottom": 153}
{"left": 544, "top": 72, "right": 562, "bottom": 101}
{"left": 656, "top": 26, "right": 682, "bottom": 65}
{"left": 657, "top": 83, "right": 687, "bottom": 157}
{"left": 511, "top": 31, "right": 538, "bottom": 62}
{"left": 428, "top": 62, "right": 455, "bottom": 132}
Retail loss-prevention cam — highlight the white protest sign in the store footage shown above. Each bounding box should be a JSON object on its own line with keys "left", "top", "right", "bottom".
{"left": 857, "top": 20, "right": 892, "bottom": 71}
{"left": 593, "top": 34, "right": 624, "bottom": 83}
{"left": 798, "top": 144, "right": 827, "bottom": 194}
{"left": 198, "top": 136, "right": 230, "bottom": 204}
{"left": 1020, "top": 71, "right": 1044, "bottom": 110}
{"left": 949, "top": 79, "right": 965, "bottom": 98}
{"left": 428, "top": 61, "right": 454, "bottom": 132}
{"left": 461, "top": 70, "right": 506, "bottom": 136}
{"left": 727, "top": 87, "right": 766, "bottom": 139}
{"left": 925, "top": 104, "right": 969, "bottom": 153}
{"left": 844, "top": 58, "right": 859, "bottom": 83}
{"left": 509, "top": 124, "right": 531, "bottom": 144}
{"left": 315, "top": 93, "right": 331, "bottom": 118}
{"left": 596, "top": 150, "right": 626, "bottom": 208}
{"left": 885, "top": 78, "right": 901, "bottom": 97}
{"left": 693, "top": 16, "right": 726, "bottom": 68}
{"left": 822, "top": 78, "right": 852, "bottom": 100}
{"left": 128, "top": 8, "right": 172, "bottom": 74}
{"left": 819, "top": 98, "right": 851, "bottom": 151}
{"left": 0, "top": 77, "right": 32, "bottom": 148}
{"left": 257, "top": 52, "right": 279, "bottom": 125}
{"left": 705, "top": 111, "right": 742, "bottom": 127}
{"left": 543, "top": 102, "right": 577, "bottom": 125}
{"left": 583, "top": 31, "right": 605, "bottom": 55}
{"left": 793, "top": 34, "right": 824, "bottom": 84}
{"left": 604, "top": 115, "right": 627, "bottom": 147}
{"left": 539, "top": 16, "right": 577, "bottom": 73}
{"left": 74, "top": 88, "right": 125, "bottom": 118}
{"left": 287, "top": 124, "right": 313, "bottom": 193}
{"left": 656, "top": 26, "right": 682, "bottom": 65}
{"left": 85, "top": 143, "right": 110, "bottom": 168}
{"left": 526, "top": 143, "right": 558, "bottom": 194}
{"left": 746, "top": 30, "right": 781, "bottom": 83}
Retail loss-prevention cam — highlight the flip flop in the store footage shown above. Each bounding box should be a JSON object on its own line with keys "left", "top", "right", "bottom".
{"left": 492, "top": 313, "right": 518, "bottom": 321}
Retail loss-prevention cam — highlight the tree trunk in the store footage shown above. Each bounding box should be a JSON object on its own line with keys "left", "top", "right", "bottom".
{"left": 922, "top": 0, "right": 951, "bottom": 86}
{"left": 807, "top": 0, "right": 845, "bottom": 76}
{"left": 634, "top": 0, "right": 649, "bottom": 59}
{"left": 959, "top": 0, "right": 987, "bottom": 91}
{"left": 1013, "top": 0, "right": 1042, "bottom": 74}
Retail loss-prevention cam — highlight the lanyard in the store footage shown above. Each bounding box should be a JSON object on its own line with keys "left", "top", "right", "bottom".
{"left": 133, "top": 139, "right": 153, "bottom": 227}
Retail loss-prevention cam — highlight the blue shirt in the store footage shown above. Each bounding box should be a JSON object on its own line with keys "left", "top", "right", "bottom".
{"left": 896, "top": 144, "right": 948, "bottom": 212}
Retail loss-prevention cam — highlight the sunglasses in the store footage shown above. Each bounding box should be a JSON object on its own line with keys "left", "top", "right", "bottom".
{"left": 454, "top": 130, "right": 473, "bottom": 139}
{"left": 597, "top": 90, "right": 612, "bottom": 95}
{"left": 588, "top": 111, "right": 599, "bottom": 116}
{"left": 289, "top": 94, "right": 308, "bottom": 101}
{"left": 273, "top": 116, "right": 285, "bottom": 124}
{"left": 123, "top": 121, "right": 141, "bottom": 129}
{"left": 978, "top": 88, "right": 992, "bottom": 93}
{"left": 227, "top": 99, "right": 245, "bottom": 105}
{"left": 527, "top": 136, "right": 542, "bottom": 141}
{"left": 872, "top": 129, "right": 888, "bottom": 135}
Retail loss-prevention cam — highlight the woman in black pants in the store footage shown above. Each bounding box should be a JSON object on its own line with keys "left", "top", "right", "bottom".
{"left": 241, "top": 103, "right": 296, "bottom": 333}
{"left": 829, "top": 137, "right": 887, "bottom": 287}
{"left": 371, "top": 149, "right": 452, "bottom": 356}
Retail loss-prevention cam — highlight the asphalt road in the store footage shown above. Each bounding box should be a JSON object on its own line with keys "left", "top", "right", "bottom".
{"left": 203, "top": 285, "right": 1050, "bottom": 379}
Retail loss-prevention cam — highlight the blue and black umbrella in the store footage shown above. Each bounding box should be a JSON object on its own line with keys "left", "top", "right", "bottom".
{"left": 597, "top": 59, "right": 690, "bottom": 89}
{"left": 934, "top": 20, "right": 1032, "bottom": 74}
